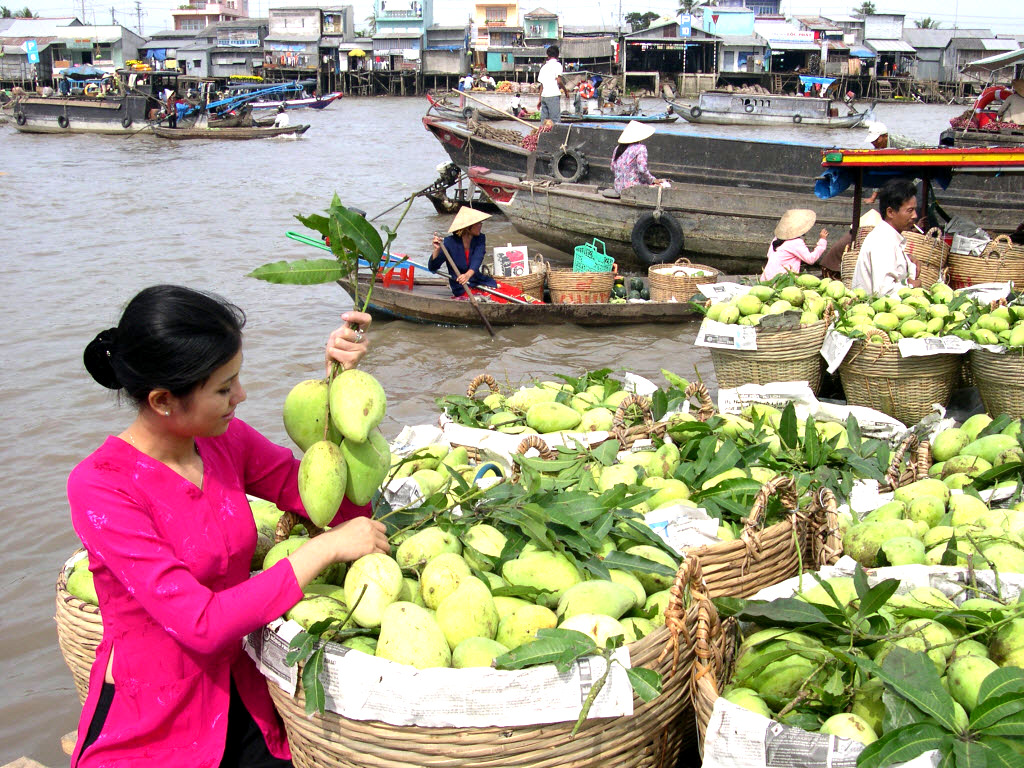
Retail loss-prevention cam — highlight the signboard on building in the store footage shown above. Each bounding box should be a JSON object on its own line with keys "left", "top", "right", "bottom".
{"left": 678, "top": 14, "right": 692, "bottom": 38}
{"left": 25, "top": 39, "right": 39, "bottom": 63}
{"left": 217, "top": 34, "right": 260, "bottom": 47}
{"left": 68, "top": 39, "right": 95, "bottom": 50}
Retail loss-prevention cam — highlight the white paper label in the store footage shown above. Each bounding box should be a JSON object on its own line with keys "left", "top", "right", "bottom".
{"left": 695, "top": 319, "right": 758, "bottom": 350}
{"left": 897, "top": 335, "right": 974, "bottom": 358}
{"left": 697, "top": 281, "right": 750, "bottom": 303}
{"left": 821, "top": 329, "right": 855, "bottom": 374}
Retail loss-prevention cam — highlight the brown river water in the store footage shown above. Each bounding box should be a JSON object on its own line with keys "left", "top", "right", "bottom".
{"left": 0, "top": 96, "right": 963, "bottom": 765}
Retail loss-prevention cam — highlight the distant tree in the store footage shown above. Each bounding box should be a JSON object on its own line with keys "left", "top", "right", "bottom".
{"left": 914, "top": 17, "right": 941, "bottom": 28}
{"left": 854, "top": 1, "right": 876, "bottom": 15}
{"left": 364, "top": 13, "right": 375, "bottom": 36}
{"left": 678, "top": 0, "right": 700, "bottom": 13}
{"left": 625, "top": 11, "right": 659, "bottom": 31}
{"left": 14, "top": 5, "right": 36, "bottom": 16}
{"left": 0, "top": 7, "right": 11, "bottom": 18}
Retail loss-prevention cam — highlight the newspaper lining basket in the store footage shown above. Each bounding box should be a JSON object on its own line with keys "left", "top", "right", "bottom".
{"left": 709, "top": 319, "right": 829, "bottom": 394}
{"left": 948, "top": 245, "right": 1024, "bottom": 290}
{"left": 56, "top": 552, "right": 103, "bottom": 704}
{"left": 548, "top": 268, "right": 614, "bottom": 304}
{"left": 838, "top": 335, "right": 962, "bottom": 426}
{"left": 903, "top": 226, "right": 949, "bottom": 287}
{"left": 681, "top": 477, "right": 841, "bottom": 600}
{"left": 969, "top": 347, "right": 1024, "bottom": 419}
{"left": 648, "top": 259, "right": 721, "bottom": 302}
{"left": 267, "top": 557, "right": 717, "bottom": 768}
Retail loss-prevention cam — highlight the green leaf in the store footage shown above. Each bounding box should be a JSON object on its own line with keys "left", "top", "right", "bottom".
{"left": 803, "top": 415, "right": 823, "bottom": 467}
{"left": 327, "top": 198, "right": 384, "bottom": 261}
{"left": 779, "top": 403, "right": 799, "bottom": 449}
{"left": 248, "top": 259, "right": 348, "bottom": 285}
{"left": 978, "top": 737, "right": 1024, "bottom": 768}
{"left": 975, "top": 703, "right": 1024, "bottom": 737}
{"left": 856, "top": 578, "right": 900, "bottom": 620}
{"left": 697, "top": 439, "right": 744, "bottom": 485}
{"left": 591, "top": 440, "right": 620, "bottom": 467}
{"left": 285, "top": 631, "right": 317, "bottom": 666}
{"left": 494, "top": 628, "right": 597, "bottom": 673}
{"left": 855, "top": 722, "right": 946, "bottom": 768}
{"left": 845, "top": 414, "right": 862, "bottom": 451}
{"left": 301, "top": 646, "right": 326, "bottom": 716}
{"left": 651, "top": 389, "right": 668, "bottom": 421}
{"left": 602, "top": 550, "right": 676, "bottom": 578}
{"left": 877, "top": 646, "right": 958, "bottom": 731}
{"left": 978, "top": 667, "right": 1024, "bottom": 707}
{"left": 625, "top": 667, "right": 662, "bottom": 702}
{"left": 883, "top": 688, "right": 930, "bottom": 731}
{"left": 953, "top": 738, "right": 988, "bottom": 768}
{"left": 733, "top": 597, "right": 832, "bottom": 628}
{"left": 970, "top": 692, "right": 1024, "bottom": 732}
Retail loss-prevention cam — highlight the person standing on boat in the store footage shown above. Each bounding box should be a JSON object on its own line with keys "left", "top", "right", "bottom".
{"left": 536, "top": 45, "right": 568, "bottom": 123}
{"left": 165, "top": 90, "right": 180, "bottom": 129}
{"left": 760, "top": 209, "right": 829, "bottom": 281}
{"left": 273, "top": 105, "right": 290, "bottom": 128}
{"left": 67, "top": 285, "right": 387, "bottom": 768}
{"left": 852, "top": 178, "right": 921, "bottom": 297}
{"left": 611, "top": 121, "right": 667, "bottom": 192}
{"left": 428, "top": 208, "right": 498, "bottom": 300}
{"left": 997, "top": 80, "right": 1024, "bottom": 125}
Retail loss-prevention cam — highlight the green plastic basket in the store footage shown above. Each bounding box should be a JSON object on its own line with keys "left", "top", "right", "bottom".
{"left": 573, "top": 239, "right": 614, "bottom": 272}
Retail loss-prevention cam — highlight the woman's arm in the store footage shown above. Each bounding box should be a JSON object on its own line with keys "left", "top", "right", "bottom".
{"left": 633, "top": 144, "right": 658, "bottom": 186}
{"left": 800, "top": 230, "right": 829, "bottom": 264}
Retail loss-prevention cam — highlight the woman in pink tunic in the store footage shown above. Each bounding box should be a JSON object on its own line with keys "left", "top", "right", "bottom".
{"left": 68, "top": 285, "right": 390, "bottom": 767}
{"left": 760, "top": 209, "right": 829, "bottom": 282}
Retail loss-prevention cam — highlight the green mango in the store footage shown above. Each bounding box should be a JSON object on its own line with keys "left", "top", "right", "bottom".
{"left": 642, "top": 477, "right": 692, "bottom": 510}
{"left": 341, "top": 635, "right": 378, "bottom": 654}
{"left": 282, "top": 378, "right": 341, "bottom": 452}
{"left": 420, "top": 552, "right": 472, "bottom": 610}
{"left": 960, "top": 434, "right": 1019, "bottom": 465}
{"left": 961, "top": 413, "right": 994, "bottom": 441}
{"left": 947, "top": 656, "right": 999, "bottom": 712}
{"left": 501, "top": 551, "right": 582, "bottom": 598}
{"left": 579, "top": 406, "right": 615, "bottom": 432}
{"left": 493, "top": 595, "right": 532, "bottom": 621}
{"left": 286, "top": 596, "right": 354, "bottom": 638}
{"left": 435, "top": 576, "right": 499, "bottom": 651}
{"left": 66, "top": 568, "right": 98, "bottom": 605}
{"left": 495, "top": 604, "right": 558, "bottom": 649}
{"left": 556, "top": 579, "right": 637, "bottom": 621}
{"left": 329, "top": 369, "right": 387, "bottom": 443}
{"left": 461, "top": 523, "right": 507, "bottom": 572}
{"left": 941, "top": 454, "right": 993, "bottom": 478}
{"left": 722, "top": 687, "right": 772, "bottom": 718}
{"left": 624, "top": 545, "right": 678, "bottom": 594}
{"left": 304, "top": 583, "right": 348, "bottom": 603}
{"left": 340, "top": 428, "right": 391, "bottom": 506}
{"left": 881, "top": 537, "right": 926, "bottom": 566}
{"left": 440, "top": 446, "right": 469, "bottom": 468}
{"left": 376, "top": 602, "right": 451, "bottom": 669}
{"left": 608, "top": 569, "right": 647, "bottom": 608}
{"left": 397, "top": 577, "right": 425, "bottom": 607}
{"left": 411, "top": 468, "right": 448, "bottom": 498}
{"left": 931, "top": 427, "right": 970, "bottom": 462}
{"left": 557, "top": 613, "right": 627, "bottom": 646}
{"left": 639, "top": 588, "right": 672, "bottom": 627}
{"left": 395, "top": 526, "right": 462, "bottom": 570}
{"left": 452, "top": 637, "right": 509, "bottom": 668}
{"left": 343, "top": 553, "right": 404, "bottom": 628}
{"left": 298, "top": 440, "right": 347, "bottom": 527}
{"left": 893, "top": 478, "right": 950, "bottom": 506}
{"left": 525, "top": 401, "right": 582, "bottom": 433}
{"left": 506, "top": 387, "right": 558, "bottom": 413}
{"left": 620, "top": 616, "right": 656, "bottom": 642}
{"left": 819, "top": 714, "right": 877, "bottom": 745}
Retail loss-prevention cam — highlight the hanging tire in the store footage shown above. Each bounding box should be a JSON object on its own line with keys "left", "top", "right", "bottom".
{"left": 631, "top": 212, "right": 684, "bottom": 265}
{"left": 462, "top": 106, "right": 478, "bottom": 121}
{"left": 744, "top": 103, "right": 754, "bottom": 113}
{"left": 793, "top": 114, "right": 803, "bottom": 124}
{"left": 551, "top": 148, "right": 588, "bottom": 183}
{"left": 690, "top": 106, "right": 702, "bottom": 118}
{"left": 15, "top": 112, "right": 26, "bottom": 126}
{"left": 121, "top": 115, "right": 133, "bottom": 128}
{"left": 57, "top": 115, "right": 69, "bottom": 129}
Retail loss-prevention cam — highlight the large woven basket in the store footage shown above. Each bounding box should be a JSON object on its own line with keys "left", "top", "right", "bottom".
{"left": 982, "top": 234, "right": 1024, "bottom": 260}
{"left": 709, "top": 319, "right": 829, "bottom": 394}
{"left": 56, "top": 552, "right": 103, "bottom": 704}
{"left": 840, "top": 226, "right": 874, "bottom": 287}
{"left": 267, "top": 557, "right": 717, "bottom": 768}
{"left": 948, "top": 243, "right": 1024, "bottom": 289}
{"left": 648, "top": 259, "right": 720, "bottom": 302}
{"left": 969, "top": 347, "right": 1024, "bottom": 419}
{"left": 498, "top": 256, "right": 547, "bottom": 300}
{"left": 838, "top": 335, "right": 962, "bottom": 426}
{"left": 681, "top": 477, "right": 841, "bottom": 600}
{"left": 548, "top": 269, "right": 614, "bottom": 304}
{"left": 903, "top": 227, "right": 949, "bottom": 287}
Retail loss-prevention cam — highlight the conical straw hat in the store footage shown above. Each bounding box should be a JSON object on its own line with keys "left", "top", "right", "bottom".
{"left": 448, "top": 207, "right": 491, "bottom": 233}
{"left": 617, "top": 120, "right": 656, "bottom": 144}
{"left": 859, "top": 208, "right": 883, "bottom": 228}
{"left": 774, "top": 209, "right": 817, "bottom": 240}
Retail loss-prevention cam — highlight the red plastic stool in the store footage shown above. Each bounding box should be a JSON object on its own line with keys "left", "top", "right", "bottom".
{"left": 379, "top": 263, "right": 416, "bottom": 289}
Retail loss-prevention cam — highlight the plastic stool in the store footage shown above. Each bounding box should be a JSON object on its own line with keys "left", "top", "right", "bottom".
{"left": 379, "top": 263, "right": 416, "bottom": 289}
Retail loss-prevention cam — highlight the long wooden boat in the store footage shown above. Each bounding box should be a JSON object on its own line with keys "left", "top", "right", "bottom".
{"left": 423, "top": 116, "right": 1023, "bottom": 251}
{"left": 151, "top": 123, "right": 310, "bottom": 140}
{"left": 939, "top": 126, "right": 1024, "bottom": 148}
{"left": 337, "top": 278, "right": 700, "bottom": 327}
{"left": 667, "top": 92, "right": 869, "bottom": 128}
{"left": 250, "top": 92, "right": 342, "bottom": 111}
{"left": 522, "top": 111, "right": 678, "bottom": 124}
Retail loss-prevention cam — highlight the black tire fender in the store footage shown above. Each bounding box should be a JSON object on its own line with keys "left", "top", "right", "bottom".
{"left": 744, "top": 103, "right": 754, "bottom": 113}
{"left": 690, "top": 105, "right": 702, "bottom": 118}
{"left": 57, "top": 115, "right": 69, "bottom": 129}
{"left": 15, "top": 112, "right": 26, "bottom": 126}
{"left": 462, "top": 106, "right": 478, "bottom": 121}
{"left": 121, "top": 115, "right": 133, "bottom": 128}
{"left": 551, "top": 148, "right": 589, "bottom": 183}
{"left": 793, "top": 114, "right": 803, "bottom": 124}
{"left": 631, "top": 212, "right": 684, "bottom": 265}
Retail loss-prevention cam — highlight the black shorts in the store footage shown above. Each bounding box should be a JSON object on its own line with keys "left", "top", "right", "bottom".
{"left": 81, "top": 680, "right": 292, "bottom": 768}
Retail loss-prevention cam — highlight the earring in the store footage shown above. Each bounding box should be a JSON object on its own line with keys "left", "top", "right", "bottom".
{"left": 164, "top": 411, "right": 170, "bottom": 416}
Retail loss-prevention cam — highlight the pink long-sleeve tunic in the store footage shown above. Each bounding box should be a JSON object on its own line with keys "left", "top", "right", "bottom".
{"left": 760, "top": 236, "right": 828, "bottom": 281}
{"left": 67, "top": 418, "right": 368, "bottom": 767}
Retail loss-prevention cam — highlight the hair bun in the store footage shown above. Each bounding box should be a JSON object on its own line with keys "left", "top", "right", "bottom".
{"left": 83, "top": 328, "right": 122, "bottom": 390}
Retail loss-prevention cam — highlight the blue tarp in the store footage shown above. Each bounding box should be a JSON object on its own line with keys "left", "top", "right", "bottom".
{"left": 814, "top": 167, "right": 952, "bottom": 200}
{"left": 798, "top": 76, "right": 835, "bottom": 89}
{"left": 849, "top": 47, "right": 875, "bottom": 58}
{"left": 62, "top": 64, "right": 108, "bottom": 79}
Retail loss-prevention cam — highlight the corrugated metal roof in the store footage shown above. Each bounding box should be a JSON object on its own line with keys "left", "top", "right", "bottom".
{"left": 767, "top": 41, "right": 821, "bottom": 51}
{"left": 373, "top": 31, "right": 422, "bottom": 39}
{"left": 981, "top": 38, "right": 1019, "bottom": 51}
{"left": 717, "top": 35, "right": 765, "bottom": 47}
{"left": 866, "top": 39, "right": 915, "bottom": 53}
{"left": 560, "top": 36, "right": 613, "bottom": 58}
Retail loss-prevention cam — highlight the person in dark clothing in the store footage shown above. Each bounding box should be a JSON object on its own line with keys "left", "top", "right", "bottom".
{"left": 428, "top": 208, "right": 498, "bottom": 299}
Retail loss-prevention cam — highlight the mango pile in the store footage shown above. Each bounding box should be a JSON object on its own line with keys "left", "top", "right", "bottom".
{"left": 706, "top": 273, "right": 847, "bottom": 327}
{"left": 833, "top": 282, "right": 968, "bottom": 343}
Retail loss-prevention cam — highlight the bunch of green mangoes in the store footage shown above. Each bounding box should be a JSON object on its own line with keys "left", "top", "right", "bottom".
{"left": 271, "top": 523, "right": 682, "bottom": 669}
{"left": 964, "top": 302, "right": 1024, "bottom": 347}
{"left": 282, "top": 370, "right": 391, "bottom": 526}
{"left": 835, "top": 282, "right": 972, "bottom": 343}
{"left": 723, "top": 576, "right": 1024, "bottom": 746}
{"left": 929, "top": 414, "right": 1024, "bottom": 486}
{"left": 705, "top": 274, "right": 849, "bottom": 328}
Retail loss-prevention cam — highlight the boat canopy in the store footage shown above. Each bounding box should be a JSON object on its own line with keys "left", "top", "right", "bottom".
{"left": 962, "top": 47, "right": 1024, "bottom": 76}
{"left": 62, "top": 64, "right": 109, "bottom": 79}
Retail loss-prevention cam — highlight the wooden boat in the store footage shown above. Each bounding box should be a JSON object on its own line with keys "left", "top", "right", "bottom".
{"left": 337, "top": 278, "right": 700, "bottom": 327}
{"left": 423, "top": 116, "right": 1024, "bottom": 254}
{"left": 523, "top": 111, "right": 678, "bottom": 124}
{"left": 939, "top": 126, "right": 1024, "bottom": 148}
{"left": 250, "top": 92, "right": 342, "bottom": 111}
{"left": 151, "top": 123, "right": 310, "bottom": 140}
{"left": 667, "top": 92, "right": 869, "bottom": 128}
{"left": 424, "top": 185, "right": 502, "bottom": 215}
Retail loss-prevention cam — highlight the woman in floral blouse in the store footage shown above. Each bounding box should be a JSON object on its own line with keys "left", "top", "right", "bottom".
{"left": 611, "top": 120, "right": 665, "bottom": 192}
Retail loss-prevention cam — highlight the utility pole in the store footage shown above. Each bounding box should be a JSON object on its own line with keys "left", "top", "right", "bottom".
{"left": 135, "top": 0, "right": 144, "bottom": 36}
{"left": 110, "top": 6, "right": 116, "bottom": 24}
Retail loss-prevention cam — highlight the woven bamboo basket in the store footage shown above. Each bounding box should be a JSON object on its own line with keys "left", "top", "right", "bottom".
{"left": 969, "top": 347, "right": 1024, "bottom": 419}
{"left": 648, "top": 259, "right": 721, "bottom": 303}
{"left": 948, "top": 244, "right": 1024, "bottom": 290}
{"left": 693, "top": 615, "right": 739, "bottom": 752}
{"left": 681, "top": 477, "right": 841, "bottom": 600}
{"left": 499, "top": 256, "right": 547, "bottom": 300}
{"left": 55, "top": 552, "right": 103, "bottom": 704}
{"left": 709, "top": 319, "right": 829, "bottom": 394}
{"left": 903, "top": 227, "right": 949, "bottom": 287}
{"left": 548, "top": 269, "right": 614, "bottom": 305}
{"left": 838, "top": 334, "right": 962, "bottom": 426}
{"left": 840, "top": 226, "right": 874, "bottom": 287}
{"left": 982, "top": 234, "right": 1024, "bottom": 261}
{"left": 607, "top": 384, "right": 715, "bottom": 450}
{"left": 267, "top": 557, "right": 717, "bottom": 768}
{"left": 878, "top": 434, "right": 932, "bottom": 493}
{"left": 956, "top": 356, "right": 975, "bottom": 390}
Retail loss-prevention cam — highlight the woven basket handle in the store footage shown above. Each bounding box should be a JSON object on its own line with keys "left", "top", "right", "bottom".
{"left": 992, "top": 234, "right": 1013, "bottom": 247}
{"left": 516, "top": 434, "right": 555, "bottom": 460}
{"left": 742, "top": 475, "right": 797, "bottom": 534}
{"left": 822, "top": 302, "right": 836, "bottom": 327}
{"left": 884, "top": 433, "right": 920, "bottom": 490}
{"left": 692, "top": 615, "right": 733, "bottom": 747}
{"left": 916, "top": 439, "right": 932, "bottom": 480}
{"left": 466, "top": 374, "right": 499, "bottom": 398}
{"left": 684, "top": 381, "right": 716, "bottom": 422}
{"left": 673, "top": 258, "right": 693, "bottom": 267}
{"left": 808, "top": 485, "right": 842, "bottom": 567}
{"left": 924, "top": 227, "right": 943, "bottom": 240}
{"left": 274, "top": 510, "right": 325, "bottom": 544}
{"left": 612, "top": 394, "right": 654, "bottom": 430}
{"left": 657, "top": 554, "right": 718, "bottom": 679}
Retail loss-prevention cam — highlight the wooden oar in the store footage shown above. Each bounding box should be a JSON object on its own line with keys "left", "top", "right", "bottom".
{"left": 460, "top": 89, "right": 537, "bottom": 131}
{"left": 468, "top": 282, "right": 532, "bottom": 305}
{"left": 438, "top": 241, "right": 495, "bottom": 338}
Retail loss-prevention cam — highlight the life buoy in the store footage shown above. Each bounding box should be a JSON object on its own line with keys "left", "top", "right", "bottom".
{"left": 57, "top": 115, "right": 69, "bottom": 129}
{"left": 744, "top": 103, "right": 754, "bottom": 113}
{"left": 793, "top": 114, "right": 803, "bottom": 124}
{"left": 15, "top": 112, "right": 26, "bottom": 126}
{"left": 551, "top": 148, "right": 589, "bottom": 183}
{"left": 578, "top": 81, "right": 595, "bottom": 99}
{"left": 976, "top": 85, "right": 1012, "bottom": 110}
{"left": 631, "top": 212, "right": 684, "bottom": 265}
{"left": 84, "top": 84, "right": 99, "bottom": 96}
{"left": 121, "top": 115, "right": 133, "bottom": 128}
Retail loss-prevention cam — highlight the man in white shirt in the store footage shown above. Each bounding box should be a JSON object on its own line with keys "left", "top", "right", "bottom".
{"left": 851, "top": 178, "right": 921, "bottom": 297}
{"left": 273, "top": 105, "right": 290, "bottom": 128}
{"left": 536, "top": 45, "right": 568, "bottom": 123}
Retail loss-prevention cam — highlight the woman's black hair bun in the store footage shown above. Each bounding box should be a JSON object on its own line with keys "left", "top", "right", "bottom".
{"left": 83, "top": 328, "right": 122, "bottom": 390}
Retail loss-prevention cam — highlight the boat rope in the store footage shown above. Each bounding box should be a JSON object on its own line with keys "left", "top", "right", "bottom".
{"left": 654, "top": 184, "right": 664, "bottom": 222}
{"left": 559, "top": 124, "right": 572, "bottom": 152}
